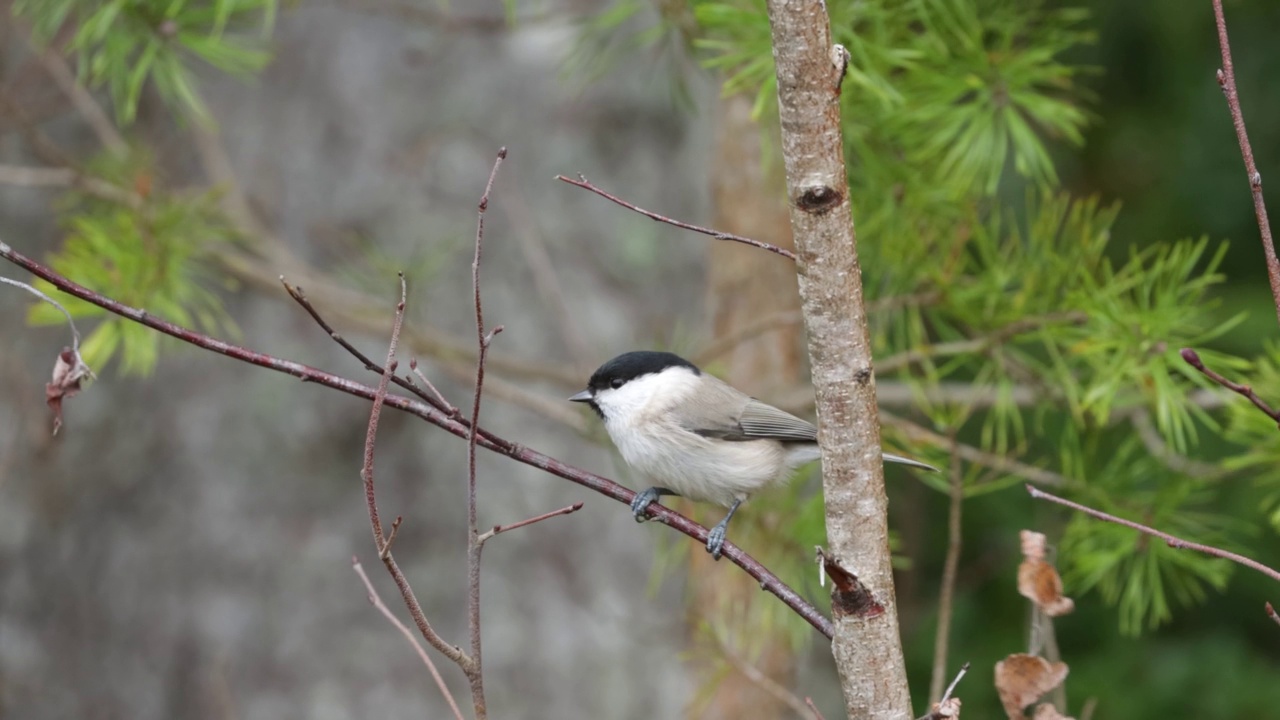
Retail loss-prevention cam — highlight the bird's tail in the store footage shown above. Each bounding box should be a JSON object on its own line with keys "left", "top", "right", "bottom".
{"left": 883, "top": 452, "right": 939, "bottom": 472}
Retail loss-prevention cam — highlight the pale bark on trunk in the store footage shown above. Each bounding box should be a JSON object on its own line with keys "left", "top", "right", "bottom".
{"left": 685, "top": 91, "right": 802, "bottom": 720}
{"left": 764, "top": 1, "right": 914, "bottom": 718}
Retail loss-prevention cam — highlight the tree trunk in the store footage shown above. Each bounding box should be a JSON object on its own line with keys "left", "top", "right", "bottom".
{"left": 764, "top": 1, "right": 913, "bottom": 718}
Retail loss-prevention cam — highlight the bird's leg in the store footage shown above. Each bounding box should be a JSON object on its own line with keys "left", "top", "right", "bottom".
{"left": 630, "top": 486, "right": 677, "bottom": 522}
{"left": 705, "top": 498, "right": 743, "bottom": 560}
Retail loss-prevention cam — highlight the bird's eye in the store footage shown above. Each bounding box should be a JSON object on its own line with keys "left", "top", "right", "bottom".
{"left": 610, "top": 378, "right": 624, "bottom": 389}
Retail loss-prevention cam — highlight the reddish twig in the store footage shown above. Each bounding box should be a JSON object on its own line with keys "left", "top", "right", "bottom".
{"left": 360, "top": 276, "right": 470, "bottom": 670}
{"left": 361, "top": 273, "right": 406, "bottom": 550}
{"left": 351, "top": 557, "right": 467, "bottom": 720}
{"left": 1210, "top": 0, "right": 1280, "bottom": 325}
{"left": 1180, "top": 348, "right": 1280, "bottom": 425}
{"left": 408, "top": 358, "right": 459, "bottom": 414}
{"left": 381, "top": 516, "right": 403, "bottom": 560}
{"left": 477, "top": 502, "right": 584, "bottom": 545}
{"left": 1026, "top": 484, "right": 1280, "bottom": 584}
{"left": 464, "top": 148, "right": 507, "bottom": 719}
{"left": 805, "top": 697, "right": 827, "bottom": 720}
{"left": 1266, "top": 601, "right": 1280, "bottom": 628}
{"left": 0, "top": 239, "right": 834, "bottom": 639}
{"left": 556, "top": 174, "right": 797, "bottom": 261}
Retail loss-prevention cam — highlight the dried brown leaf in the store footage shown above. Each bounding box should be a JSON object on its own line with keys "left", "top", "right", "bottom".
{"left": 994, "top": 654, "right": 1068, "bottom": 720}
{"left": 930, "top": 698, "right": 961, "bottom": 718}
{"left": 1017, "top": 530, "right": 1074, "bottom": 617}
{"left": 1020, "top": 530, "right": 1047, "bottom": 560}
{"left": 45, "top": 347, "right": 93, "bottom": 435}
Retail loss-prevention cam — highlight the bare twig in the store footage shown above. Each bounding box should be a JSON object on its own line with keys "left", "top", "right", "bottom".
{"left": 463, "top": 149, "right": 507, "bottom": 720}
{"left": 928, "top": 435, "right": 964, "bottom": 703}
{"left": 916, "top": 662, "right": 969, "bottom": 720}
{"left": 0, "top": 239, "right": 834, "bottom": 639}
{"left": 940, "top": 662, "right": 969, "bottom": 703}
{"left": 556, "top": 174, "right": 797, "bottom": 261}
{"left": 1209, "top": 0, "right": 1280, "bottom": 324}
{"left": 477, "top": 503, "right": 584, "bottom": 545}
{"left": 1266, "top": 601, "right": 1280, "bottom": 628}
{"left": 353, "top": 276, "right": 470, "bottom": 671}
{"left": 381, "top": 516, "right": 403, "bottom": 560}
{"left": 881, "top": 411, "right": 1069, "bottom": 488}
{"left": 362, "top": 275, "right": 406, "bottom": 551}
{"left": 805, "top": 697, "right": 827, "bottom": 720}
{"left": 409, "top": 358, "right": 459, "bottom": 414}
{"left": 1, "top": 275, "right": 83, "bottom": 350}
{"left": 1026, "top": 484, "right": 1280, "bottom": 584}
{"left": 1181, "top": 348, "right": 1280, "bottom": 425}
{"left": 351, "top": 557, "right": 466, "bottom": 720}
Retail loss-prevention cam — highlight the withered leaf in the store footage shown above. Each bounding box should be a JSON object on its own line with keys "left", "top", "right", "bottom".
{"left": 46, "top": 347, "right": 94, "bottom": 435}
{"left": 1017, "top": 530, "right": 1074, "bottom": 617}
{"left": 994, "top": 654, "right": 1068, "bottom": 720}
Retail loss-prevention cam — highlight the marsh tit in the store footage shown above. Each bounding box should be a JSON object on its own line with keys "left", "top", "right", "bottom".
{"left": 569, "top": 350, "right": 937, "bottom": 559}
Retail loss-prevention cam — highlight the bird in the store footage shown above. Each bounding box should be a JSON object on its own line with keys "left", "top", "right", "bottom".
{"left": 569, "top": 350, "right": 937, "bottom": 558}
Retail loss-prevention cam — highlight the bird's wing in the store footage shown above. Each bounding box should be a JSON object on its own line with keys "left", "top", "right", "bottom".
{"left": 736, "top": 399, "right": 819, "bottom": 441}
{"left": 678, "top": 382, "right": 817, "bottom": 442}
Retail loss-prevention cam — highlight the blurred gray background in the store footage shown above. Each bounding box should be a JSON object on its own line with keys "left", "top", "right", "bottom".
{"left": 0, "top": 1, "right": 745, "bottom": 717}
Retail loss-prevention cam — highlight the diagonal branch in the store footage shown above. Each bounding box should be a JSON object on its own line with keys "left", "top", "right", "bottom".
{"left": 1209, "top": 0, "right": 1280, "bottom": 325}
{"left": 1026, "top": 484, "right": 1280, "bottom": 584}
{"left": 0, "top": 239, "right": 834, "bottom": 639}
{"left": 556, "top": 174, "right": 796, "bottom": 261}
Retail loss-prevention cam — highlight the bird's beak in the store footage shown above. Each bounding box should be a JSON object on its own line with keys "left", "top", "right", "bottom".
{"left": 568, "top": 390, "right": 593, "bottom": 403}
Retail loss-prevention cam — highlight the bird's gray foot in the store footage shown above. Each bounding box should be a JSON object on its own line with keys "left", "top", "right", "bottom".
{"left": 631, "top": 487, "right": 675, "bottom": 522}
{"left": 705, "top": 498, "right": 743, "bottom": 560}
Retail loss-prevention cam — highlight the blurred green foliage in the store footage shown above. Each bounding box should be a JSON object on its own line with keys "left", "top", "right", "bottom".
{"left": 14, "top": 0, "right": 277, "bottom": 123}
{"left": 25, "top": 151, "right": 241, "bottom": 374}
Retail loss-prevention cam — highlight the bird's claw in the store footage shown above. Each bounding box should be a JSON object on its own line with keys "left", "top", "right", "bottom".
{"left": 630, "top": 487, "right": 661, "bottom": 522}
{"left": 706, "top": 525, "right": 727, "bottom": 560}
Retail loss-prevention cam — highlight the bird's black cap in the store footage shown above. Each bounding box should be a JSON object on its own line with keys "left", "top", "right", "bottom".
{"left": 586, "top": 351, "right": 699, "bottom": 392}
